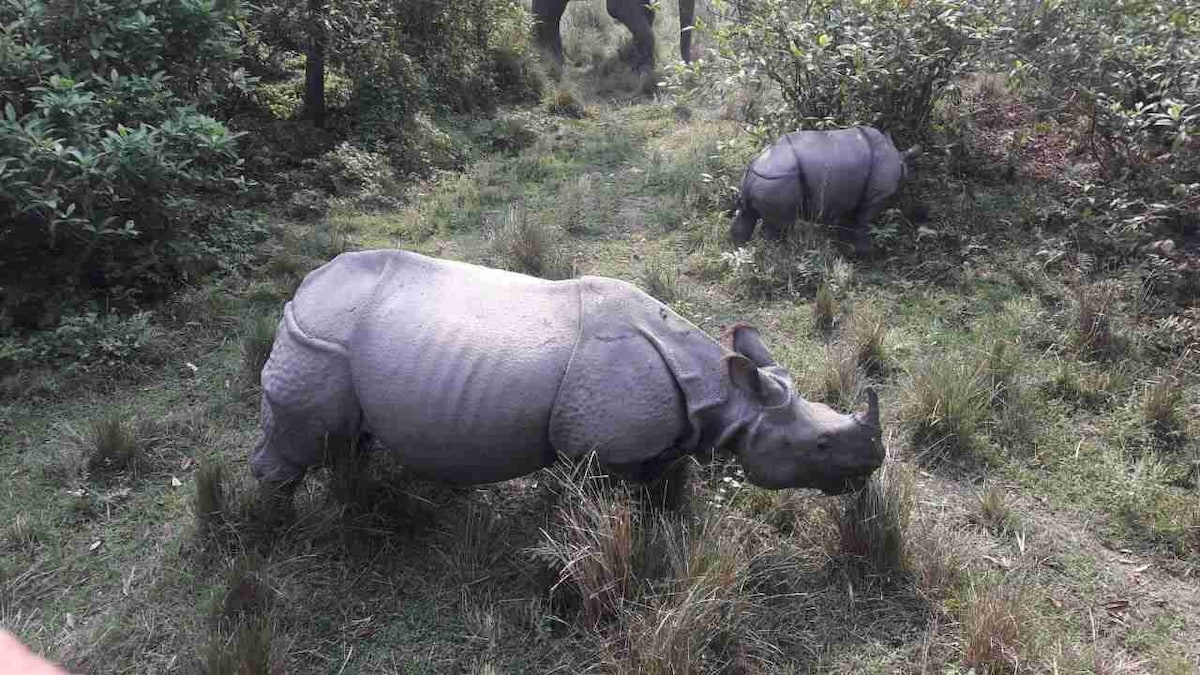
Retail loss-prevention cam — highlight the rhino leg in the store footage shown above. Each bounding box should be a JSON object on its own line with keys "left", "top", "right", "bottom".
{"left": 250, "top": 308, "right": 362, "bottom": 511}
{"left": 730, "top": 204, "right": 760, "bottom": 245}
{"left": 605, "top": 449, "right": 692, "bottom": 512}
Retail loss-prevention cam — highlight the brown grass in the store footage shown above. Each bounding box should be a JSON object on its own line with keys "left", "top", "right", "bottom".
{"left": 830, "top": 462, "right": 913, "bottom": 579}
{"left": 960, "top": 582, "right": 1028, "bottom": 674}
{"left": 607, "top": 511, "right": 757, "bottom": 674}
{"left": 976, "top": 484, "right": 1015, "bottom": 534}
{"left": 240, "top": 311, "right": 279, "bottom": 388}
{"left": 530, "top": 459, "right": 642, "bottom": 626}
{"left": 195, "top": 457, "right": 227, "bottom": 535}
{"left": 849, "top": 309, "right": 888, "bottom": 374}
{"left": 816, "top": 343, "right": 865, "bottom": 412}
{"left": 85, "top": 410, "right": 141, "bottom": 476}
{"left": 902, "top": 357, "right": 991, "bottom": 461}
{"left": 1141, "top": 373, "right": 1182, "bottom": 433}
{"left": 813, "top": 283, "right": 836, "bottom": 335}
{"left": 492, "top": 202, "right": 574, "bottom": 279}
{"left": 1074, "top": 283, "right": 1119, "bottom": 359}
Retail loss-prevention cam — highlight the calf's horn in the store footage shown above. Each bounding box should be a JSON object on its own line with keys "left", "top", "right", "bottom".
{"left": 856, "top": 387, "right": 880, "bottom": 429}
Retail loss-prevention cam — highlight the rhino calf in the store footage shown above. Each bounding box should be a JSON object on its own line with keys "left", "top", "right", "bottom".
{"left": 731, "top": 126, "right": 920, "bottom": 254}
{"left": 250, "top": 250, "right": 884, "bottom": 507}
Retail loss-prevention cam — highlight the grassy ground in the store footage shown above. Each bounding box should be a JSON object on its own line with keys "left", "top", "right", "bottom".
{"left": 3, "top": 4, "right": 1199, "bottom": 673}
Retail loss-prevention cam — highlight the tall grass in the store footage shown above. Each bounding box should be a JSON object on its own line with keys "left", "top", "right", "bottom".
{"left": 902, "top": 357, "right": 991, "bottom": 461}
{"left": 830, "top": 463, "right": 913, "bottom": 579}
{"left": 240, "top": 312, "right": 279, "bottom": 388}
{"left": 492, "top": 202, "right": 574, "bottom": 279}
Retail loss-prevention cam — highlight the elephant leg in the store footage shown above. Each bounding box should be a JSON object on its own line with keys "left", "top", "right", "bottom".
{"left": 678, "top": 0, "right": 695, "bottom": 63}
{"left": 608, "top": 0, "right": 657, "bottom": 72}
{"left": 250, "top": 308, "right": 362, "bottom": 515}
{"left": 532, "top": 0, "right": 567, "bottom": 66}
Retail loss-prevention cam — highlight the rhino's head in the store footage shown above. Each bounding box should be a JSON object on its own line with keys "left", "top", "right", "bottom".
{"left": 719, "top": 326, "right": 884, "bottom": 494}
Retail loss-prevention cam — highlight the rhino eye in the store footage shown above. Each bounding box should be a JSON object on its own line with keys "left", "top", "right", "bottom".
{"left": 816, "top": 437, "right": 830, "bottom": 452}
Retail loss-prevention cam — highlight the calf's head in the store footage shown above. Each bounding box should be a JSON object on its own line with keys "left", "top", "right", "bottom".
{"left": 720, "top": 327, "right": 884, "bottom": 494}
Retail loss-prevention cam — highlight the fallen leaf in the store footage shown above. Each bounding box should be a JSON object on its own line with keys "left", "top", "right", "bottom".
{"left": 171, "top": 476, "right": 182, "bottom": 488}
{"left": 89, "top": 540, "right": 102, "bottom": 552}
{"left": 185, "top": 362, "right": 199, "bottom": 373}
{"left": 181, "top": 458, "right": 193, "bottom": 470}
{"left": 1050, "top": 598, "right": 1063, "bottom": 609}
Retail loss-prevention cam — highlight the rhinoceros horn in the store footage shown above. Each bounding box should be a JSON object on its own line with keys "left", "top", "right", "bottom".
{"left": 855, "top": 387, "right": 881, "bottom": 429}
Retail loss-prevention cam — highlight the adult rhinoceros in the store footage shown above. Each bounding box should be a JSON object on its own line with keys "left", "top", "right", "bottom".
{"left": 731, "top": 126, "right": 920, "bottom": 254}
{"left": 250, "top": 250, "right": 883, "bottom": 506}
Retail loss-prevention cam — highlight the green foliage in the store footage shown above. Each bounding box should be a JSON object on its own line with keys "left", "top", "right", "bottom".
{"left": 703, "top": 0, "right": 995, "bottom": 142}
{"left": 0, "top": 0, "right": 251, "bottom": 329}
{"left": 1000, "top": 0, "right": 1199, "bottom": 236}
{"left": 0, "top": 311, "right": 152, "bottom": 373}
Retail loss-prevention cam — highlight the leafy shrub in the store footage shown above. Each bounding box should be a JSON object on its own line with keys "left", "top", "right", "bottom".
{"left": 1000, "top": 0, "right": 1199, "bottom": 238}
{"left": 0, "top": 0, "right": 251, "bottom": 328}
{"left": 0, "top": 311, "right": 153, "bottom": 374}
{"left": 702, "top": 0, "right": 995, "bottom": 143}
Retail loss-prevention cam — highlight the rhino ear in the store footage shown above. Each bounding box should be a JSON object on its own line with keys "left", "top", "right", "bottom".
{"left": 720, "top": 323, "right": 777, "bottom": 367}
{"left": 726, "top": 354, "right": 788, "bottom": 406}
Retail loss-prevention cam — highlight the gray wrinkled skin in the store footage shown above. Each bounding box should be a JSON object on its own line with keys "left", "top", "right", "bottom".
{"left": 250, "top": 250, "right": 883, "bottom": 501}
{"left": 731, "top": 126, "right": 920, "bottom": 252}
{"left": 532, "top": 0, "right": 696, "bottom": 72}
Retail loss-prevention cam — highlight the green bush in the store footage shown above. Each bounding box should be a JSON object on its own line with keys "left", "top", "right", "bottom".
{"left": 702, "top": 0, "right": 995, "bottom": 143}
{"left": 0, "top": 0, "right": 251, "bottom": 329}
{"left": 999, "top": 0, "right": 1199, "bottom": 238}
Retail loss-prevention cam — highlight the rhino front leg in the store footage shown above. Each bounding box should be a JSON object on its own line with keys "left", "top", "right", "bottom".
{"left": 850, "top": 203, "right": 884, "bottom": 256}
{"left": 250, "top": 307, "right": 362, "bottom": 516}
{"left": 730, "top": 204, "right": 760, "bottom": 245}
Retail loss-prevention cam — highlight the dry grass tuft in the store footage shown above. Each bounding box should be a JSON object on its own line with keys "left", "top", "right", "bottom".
{"left": 831, "top": 463, "right": 913, "bottom": 578}
{"left": 195, "top": 457, "right": 228, "bottom": 535}
{"left": 492, "top": 202, "right": 574, "bottom": 279}
{"left": 608, "top": 510, "right": 756, "bottom": 675}
{"left": 240, "top": 312, "right": 279, "bottom": 388}
{"left": 976, "top": 484, "right": 1015, "bottom": 534}
{"left": 641, "top": 258, "right": 683, "bottom": 305}
{"left": 531, "top": 459, "right": 642, "bottom": 626}
{"left": 85, "top": 410, "right": 141, "bottom": 476}
{"left": 1141, "top": 373, "right": 1182, "bottom": 433}
{"left": 902, "top": 358, "right": 991, "bottom": 461}
{"left": 558, "top": 174, "right": 595, "bottom": 235}
{"left": 813, "top": 283, "right": 836, "bottom": 335}
{"left": 220, "top": 553, "right": 271, "bottom": 621}
{"left": 3, "top": 513, "right": 43, "bottom": 550}
{"left": 907, "top": 517, "right": 968, "bottom": 602}
{"left": 202, "top": 616, "right": 275, "bottom": 675}
{"left": 814, "top": 343, "right": 865, "bottom": 412}
{"left": 546, "top": 86, "right": 586, "bottom": 119}
{"left": 960, "top": 582, "right": 1029, "bottom": 674}
{"left": 1073, "top": 283, "right": 1119, "bottom": 359}
{"left": 849, "top": 309, "right": 888, "bottom": 374}
{"left": 436, "top": 502, "right": 514, "bottom": 584}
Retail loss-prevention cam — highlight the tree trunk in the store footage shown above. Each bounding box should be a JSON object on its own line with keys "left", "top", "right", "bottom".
{"left": 304, "top": 0, "right": 325, "bottom": 128}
